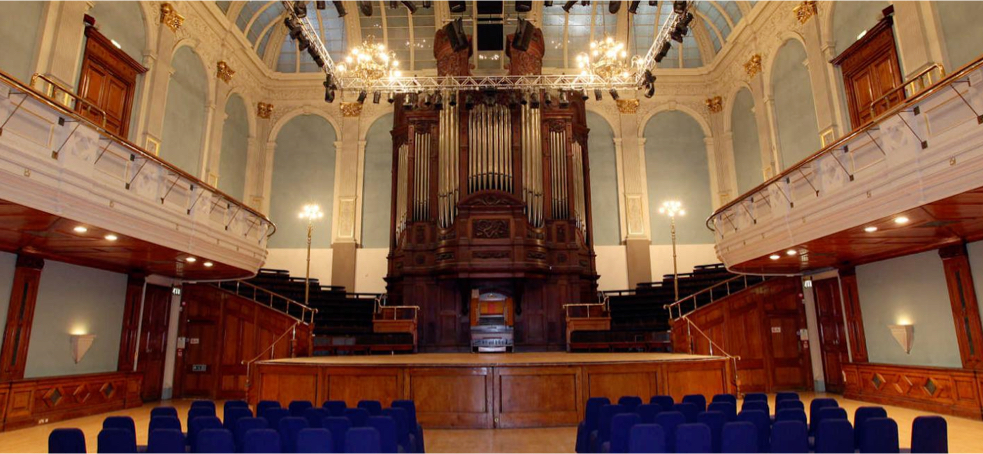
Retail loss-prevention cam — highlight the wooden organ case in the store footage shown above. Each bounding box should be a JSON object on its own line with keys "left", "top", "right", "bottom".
{"left": 385, "top": 24, "right": 598, "bottom": 352}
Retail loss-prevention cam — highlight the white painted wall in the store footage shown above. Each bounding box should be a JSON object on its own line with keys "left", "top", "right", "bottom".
{"left": 355, "top": 248, "right": 389, "bottom": 294}
{"left": 649, "top": 244, "right": 719, "bottom": 282}
{"left": 595, "top": 245, "right": 629, "bottom": 291}
{"left": 264, "top": 248, "right": 334, "bottom": 285}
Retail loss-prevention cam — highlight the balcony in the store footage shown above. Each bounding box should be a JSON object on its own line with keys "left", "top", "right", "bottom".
{"left": 0, "top": 70, "right": 273, "bottom": 279}
{"left": 709, "top": 57, "right": 983, "bottom": 274}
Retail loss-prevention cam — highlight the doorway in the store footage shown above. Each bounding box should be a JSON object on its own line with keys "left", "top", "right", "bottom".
{"left": 76, "top": 26, "right": 146, "bottom": 137}
{"left": 138, "top": 284, "right": 172, "bottom": 401}
{"left": 812, "top": 278, "right": 848, "bottom": 393}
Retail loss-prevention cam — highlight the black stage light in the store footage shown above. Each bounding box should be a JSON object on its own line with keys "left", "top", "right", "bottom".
{"left": 648, "top": 0, "right": 657, "bottom": 5}
{"left": 643, "top": 69, "right": 656, "bottom": 85}
{"left": 628, "top": 1, "right": 641, "bottom": 13}
{"left": 331, "top": 1, "right": 346, "bottom": 16}
{"left": 512, "top": 18, "right": 535, "bottom": 51}
{"left": 673, "top": 0, "right": 686, "bottom": 14}
{"left": 359, "top": 0, "right": 373, "bottom": 16}
{"left": 403, "top": 93, "right": 414, "bottom": 110}
{"left": 316, "top": 1, "right": 326, "bottom": 9}
{"left": 581, "top": 1, "right": 590, "bottom": 5}
{"left": 655, "top": 41, "right": 671, "bottom": 62}
{"left": 609, "top": 1, "right": 621, "bottom": 14}
{"left": 581, "top": 88, "right": 589, "bottom": 101}
{"left": 464, "top": 94, "right": 475, "bottom": 110}
{"left": 483, "top": 91, "right": 496, "bottom": 106}
{"left": 422, "top": 1, "right": 432, "bottom": 8}
{"left": 448, "top": 1, "right": 466, "bottom": 13}
{"left": 508, "top": 92, "right": 520, "bottom": 108}
{"left": 559, "top": 91, "right": 570, "bottom": 108}
{"left": 373, "top": 91, "right": 382, "bottom": 104}
{"left": 448, "top": 92, "right": 458, "bottom": 107}
{"left": 388, "top": 92, "right": 396, "bottom": 103}
{"left": 594, "top": 89, "right": 603, "bottom": 101}
{"left": 544, "top": 1, "right": 553, "bottom": 6}
{"left": 516, "top": 1, "right": 532, "bottom": 12}
{"left": 434, "top": 92, "right": 443, "bottom": 109}
{"left": 423, "top": 92, "right": 433, "bottom": 107}
{"left": 679, "top": 11, "right": 694, "bottom": 27}
{"left": 562, "top": 1, "right": 578, "bottom": 12}
{"left": 670, "top": 22, "right": 688, "bottom": 43}
{"left": 530, "top": 91, "right": 541, "bottom": 109}
{"left": 401, "top": 1, "right": 418, "bottom": 14}
{"left": 389, "top": 1, "right": 399, "bottom": 9}
{"left": 325, "top": 89, "right": 335, "bottom": 103}
{"left": 609, "top": 89, "right": 620, "bottom": 101}
{"left": 285, "top": 16, "right": 304, "bottom": 40}
{"left": 357, "top": 90, "right": 367, "bottom": 104}
{"left": 297, "top": 35, "right": 310, "bottom": 51}
{"left": 544, "top": 91, "right": 553, "bottom": 107}
{"left": 294, "top": 1, "right": 308, "bottom": 18}
{"left": 324, "top": 75, "right": 335, "bottom": 102}
{"left": 520, "top": 92, "right": 529, "bottom": 106}
{"left": 645, "top": 84, "right": 655, "bottom": 98}
{"left": 309, "top": 48, "right": 325, "bottom": 67}
{"left": 444, "top": 18, "right": 470, "bottom": 51}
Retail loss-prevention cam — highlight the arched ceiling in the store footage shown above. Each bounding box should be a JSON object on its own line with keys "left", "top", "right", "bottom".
{"left": 218, "top": 1, "right": 756, "bottom": 74}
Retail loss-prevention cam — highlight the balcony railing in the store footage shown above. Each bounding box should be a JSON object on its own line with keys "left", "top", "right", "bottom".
{"left": 707, "top": 55, "right": 983, "bottom": 248}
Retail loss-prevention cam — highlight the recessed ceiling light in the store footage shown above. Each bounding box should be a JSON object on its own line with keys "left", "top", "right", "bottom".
{"left": 769, "top": 254, "right": 781, "bottom": 260}
{"left": 894, "top": 216, "right": 909, "bottom": 225}
{"left": 104, "top": 234, "right": 118, "bottom": 241}
{"left": 185, "top": 257, "right": 197, "bottom": 263}
{"left": 786, "top": 249, "right": 798, "bottom": 256}
{"left": 73, "top": 226, "right": 88, "bottom": 233}
{"left": 203, "top": 261, "right": 214, "bottom": 268}
{"left": 864, "top": 226, "right": 878, "bottom": 233}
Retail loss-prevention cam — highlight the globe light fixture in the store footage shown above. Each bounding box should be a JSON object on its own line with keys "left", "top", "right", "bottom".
{"left": 299, "top": 203, "right": 325, "bottom": 305}
{"left": 658, "top": 200, "right": 685, "bottom": 300}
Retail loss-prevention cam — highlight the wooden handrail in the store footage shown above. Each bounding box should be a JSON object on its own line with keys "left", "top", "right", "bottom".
{"left": 0, "top": 69, "right": 277, "bottom": 237}
{"left": 707, "top": 54, "right": 983, "bottom": 232}
{"left": 218, "top": 280, "right": 317, "bottom": 325}
{"left": 30, "top": 74, "right": 109, "bottom": 128}
{"left": 867, "top": 63, "right": 945, "bottom": 119}
{"left": 664, "top": 275, "right": 772, "bottom": 320}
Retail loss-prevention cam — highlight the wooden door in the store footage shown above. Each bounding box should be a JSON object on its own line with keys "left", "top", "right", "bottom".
{"left": 138, "top": 285, "right": 172, "bottom": 401}
{"left": 813, "top": 278, "right": 848, "bottom": 393}
{"left": 76, "top": 26, "right": 146, "bottom": 137}
{"left": 831, "top": 14, "right": 904, "bottom": 129}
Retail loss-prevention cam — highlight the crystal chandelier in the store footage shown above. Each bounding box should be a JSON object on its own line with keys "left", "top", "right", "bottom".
{"left": 337, "top": 38, "right": 402, "bottom": 83}
{"left": 576, "top": 36, "right": 633, "bottom": 80}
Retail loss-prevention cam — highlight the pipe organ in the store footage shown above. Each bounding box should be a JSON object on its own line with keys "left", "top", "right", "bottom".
{"left": 386, "top": 92, "right": 598, "bottom": 352}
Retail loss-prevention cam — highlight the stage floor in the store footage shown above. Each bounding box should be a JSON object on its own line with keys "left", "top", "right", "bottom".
{"left": 253, "top": 352, "right": 734, "bottom": 429}
{"left": 260, "top": 352, "right": 719, "bottom": 367}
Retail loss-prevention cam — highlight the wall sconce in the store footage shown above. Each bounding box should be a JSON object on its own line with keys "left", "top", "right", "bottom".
{"left": 70, "top": 334, "right": 97, "bottom": 364}
{"left": 888, "top": 324, "right": 913, "bottom": 354}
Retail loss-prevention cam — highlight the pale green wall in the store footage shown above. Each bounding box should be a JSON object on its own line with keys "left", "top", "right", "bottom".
{"left": 0, "top": 1, "right": 44, "bottom": 82}
{"left": 361, "top": 114, "right": 393, "bottom": 249}
{"left": 731, "top": 88, "right": 762, "bottom": 195}
{"left": 587, "top": 112, "right": 620, "bottom": 246}
{"left": 23, "top": 260, "right": 127, "bottom": 378}
{"left": 218, "top": 94, "right": 249, "bottom": 200}
{"left": 643, "top": 111, "right": 713, "bottom": 245}
{"left": 831, "top": 1, "right": 891, "bottom": 56}
{"left": 772, "top": 39, "right": 822, "bottom": 168}
{"left": 967, "top": 240, "right": 983, "bottom": 328}
{"left": 0, "top": 252, "right": 18, "bottom": 353}
{"left": 856, "top": 250, "right": 962, "bottom": 368}
{"left": 269, "top": 114, "right": 336, "bottom": 248}
{"left": 936, "top": 1, "right": 983, "bottom": 70}
{"left": 160, "top": 46, "right": 207, "bottom": 176}
{"left": 88, "top": 1, "right": 146, "bottom": 61}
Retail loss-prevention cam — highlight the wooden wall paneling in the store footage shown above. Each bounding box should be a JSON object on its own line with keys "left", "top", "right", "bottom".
{"left": 763, "top": 278, "right": 812, "bottom": 390}
{"left": 727, "top": 292, "right": 768, "bottom": 392}
{"left": 939, "top": 245, "right": 983, "bottom": 370}
{"left": 495, "top": 365, "right": 580, "bottom": 428}
{"left": 839, "top": 269, "right": 869, "bottom": 363}
{"left": 324, "top": 367, "right": 403, "bottom": 409}
{"left": 256, "top": 364, "right": 321, "bottom": 407}
{"left": 1, "top": 372, "right": 142, "bottom": 431}
{"left": 176, "top": 285, "right": 223, "bottom": 397}
{"left": 584, "top": 363, "right": 658, "bottom": 404}
{"left": 408, "top": 367, "right": 492, "bottom": 428}
{"left": 662, "top": 359, "right": 729, "bottom": 401}
{"left": 843, "top": 363, "right": 983, "bottom": 420}
{"left": 137, "top": 284, "right": 171, "bottom": 401}
{"left": 830, "top": 14, "right": 904, "bottom": 128}
{"left": 116, "top": 276, "right": 145, "bottom": 372}
{"left": 0, "top": 256, "right": 44, "bottom": 382}
{"left": 0, "top": 384, "right": 7, "bottom": 431}
{"left": 813, "top": 277, "right": 848, "bottom": 393}
{"left": 77, "top": 27, "right": 146, "bottom": 137}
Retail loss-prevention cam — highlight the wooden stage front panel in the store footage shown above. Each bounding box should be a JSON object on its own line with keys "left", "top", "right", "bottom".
{"left": 251, "top": 353, "right": 733, "bottom": 429}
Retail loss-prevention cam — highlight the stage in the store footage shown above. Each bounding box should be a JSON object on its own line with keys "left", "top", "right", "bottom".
{"left": 251, "top": 352, "right": 734, "bottom": 429}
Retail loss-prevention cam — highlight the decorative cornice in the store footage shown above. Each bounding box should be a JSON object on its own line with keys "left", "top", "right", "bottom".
{"left": 340, "top": 102, "right": 363, "bottom": 117}
{"left": 705, "top": 96, "right": 723, "bottom": 114}
{"left": 793, "top": 1, "right": 818, "bottom": 25}
{"left": 257, "top": 102, "right": 274, "bottom": 119}
{"left": 744, "top": 54, "right": 762, "bottom": 79}
{"left": 160, "top": 3, "right": 184, "bottom": 33}
{"left": 216, "top": 61, "right": 235, "bottom": 83}
{"left": 616, "top": 99, "right": 640, "bottom": 114}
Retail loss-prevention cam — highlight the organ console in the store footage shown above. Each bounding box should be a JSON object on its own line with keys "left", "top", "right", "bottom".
{"left": 384, "top": 23, "right": 598, "bottom": 352}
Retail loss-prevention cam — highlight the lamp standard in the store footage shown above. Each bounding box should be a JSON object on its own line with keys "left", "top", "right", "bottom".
{"left": 299, "top": 204, "right": 324, "bottom": 305}
{"left": 658, "top": 200, "right": 685, "bottom": 301}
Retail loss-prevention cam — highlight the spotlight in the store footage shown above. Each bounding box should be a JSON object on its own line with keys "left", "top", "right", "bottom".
{"left": 285, "top": 16, "right": 304, "bottom": 40}
{"left": 73, "top": 225, "right": 88, "bottom": 233}
{"left": 609, "top": 1, "right": 621, "bottom": 14}
{"left": 448, "top": 1, "right": 466, "bottom": 12}
{"left": 655, "top": 41, "right": 671, "bottom": 62}
{"left": 509, "top": 92, "right": 521, "bottom": 108}
{"left": 516, "top": 1, "right": 532, "bottom": 12}
{"left": 786, "top": 249, "right": 798, "bottom": 256}
{"left": 401, "top": 1, "right": 418, "bottom": 14}
{"left": 520, "top": 92, "right": 528, "bottom": 105}
{"left": 203, "top": 261, "right": 214, "bottom": 268}
{"left": 544, "top": 91, "right": 553, "bottom": 107}
{"left": 434, "top": 91, "right": 443, "bottom": 109}
{"left": 645, "top": 84, "right": 655, "bottom": 98}
{"left": 403, "top": 93, "right": 414, "bottom": 110}
{"left": 308, "top": 47, "right": 325, "bottom": 67}
{"left": 609, "top": 89, "right": 620, "bottom": 101}
{"left": 105, "top": 234, "right": 118, "bottom": 241}
{"left": 357, "top": 90, "right": 367, "bottom": 104}
{"left": 649, "top": 0, "right": 658, "bottom": 5}
{"left": 673, "top": 0, "right": 686, "bottom": 14}
{"left": 373, "top": 91, "right": 382, "bottom": 104}
{"left": 544, "top": 1, "right": 553, "bottom": 6}
{"left": 388, "top": 1, "right": 398, "bottom": 8}
{"left": 894, "top": 216, "right": 909, "bottom": 225}
{"left": 448, "top": 93, "right": 457, "bottom": 107}
{"left": 562, "top": 1, "right": 577, "bottom": 12}
{"left": 530, "top": 91, "right": 541, "bottom": 109}
{"left": 628, "top": 0, "right": 640, "bottom": 13}
{"left": 293, "top": 1, "right": 307, "bottom": 18}
{"left": 864, "top": 226, "right": 878, "bottom": 233}
{"left": 581, "top": 88, "right": 589, "bottom": 101}
{"left": 769, "top": 254, "right": 781, "bottom": 260}
{"left": 387, "top": 92, "right": 395, "bottom": 103}
{"left": 324, "top": 88, "right": 335, "bottom": 103}
{"left": 643, "top": 69, "right": 656, "bottom": 85}
{"left": 559, "top": 90, "right": 570, "bottom": 108}
{"left": 594, "top": 89, "right": 603, "bottom": 101}
{"left": 297, "top": 35, "right": 310, "bottom": 51}
{"left": 423, "top": 92, "right": 433, "bottom": 107}
{"left": 358, "top": 0, "right": 373, "bottom": 15}
{"left": 679, "top": 11, "right": 694, "bottom": 26}
{"left": 331, "top": 1, "right": 346, "bottom": 16}
{"left": 444, "top": 18, "right": 469, "bottom": 51}
{"left": 464, "top": 94, "right": 475, "bottom": 110}
{"left": 512, "top": 18, "right": 535, "bottom": 51}
{"left": 422, "top": 1, "right": 432, "bottom": 8}
{"left": 316, "top": 1, "right": 326, "bottom": 9}
{"left": 483, "top": 90, "right": 496, "bottom": 106}
{"left": 670, "top": 24, "right": 687, "bottom": 43}
{"left": 185, "top": 256, "right": 197, "bottom": 263}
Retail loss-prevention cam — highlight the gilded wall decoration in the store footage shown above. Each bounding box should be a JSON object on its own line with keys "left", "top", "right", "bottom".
{"left": 160, "top": 3, "right": 184, "bottom": 32}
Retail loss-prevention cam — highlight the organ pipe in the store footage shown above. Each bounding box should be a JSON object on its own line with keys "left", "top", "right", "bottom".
{"left": 395, "top": 143, "right": 409, "bottom": 242}
{"left": 521, "top": 105, "right": 543, "bottom": 227}
{"left": 438, "top": 104, "right": 459, "bottom": 228}
{"left": 468, "top": 104, "right": 512, "bottom": 193}
{"left": 550, "top": 129, "right": 568, "bottom": 220}
{"left": 572, "top": 140, "right": 586, "bottom": 236}
{"left": 414, "top": 129, "right": 432, "bottom": 221}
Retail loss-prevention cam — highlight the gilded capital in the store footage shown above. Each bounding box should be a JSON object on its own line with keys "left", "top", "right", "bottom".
{"left": 257, "top": 102, "right": 274, "bottom": 119}
{"left": 744, "top": 54, "right": 762, "bottom": 79}
{"left": 616, "top": 99, "right": 640, "bottom": 114}
{"left": 216, "top": 61, "right": 235, "bottom": 83}
{"left": 794, "top": 1, "right": 818, "bottom": 25}
{"left": 340, "top": 102, "right": 363, "bottom": 117}
{"left": 160, "top": 3, "right": 184, "bottom": 33}
{"left": 705, "top": 96, "right": 723, "bottom": 114}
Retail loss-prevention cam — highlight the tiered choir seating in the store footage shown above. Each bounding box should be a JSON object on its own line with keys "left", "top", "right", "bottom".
{"left": 223, "top": 269, "right": 414, "bottom": 355}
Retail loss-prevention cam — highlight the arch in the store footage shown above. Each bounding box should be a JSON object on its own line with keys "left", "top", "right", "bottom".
{"left": 730, "top": 87, "right": 763, "bottom": 195}
{"left": 761, "top": 32, "right": 808, "bottom": 96}
{"left": 586, "top": 111, "right": 620, "bottom": 246}
{"left": 642, "top": 111, "right": 714, "bottom": 245}
{"left": 722, "top": 81, "right": 754, "bottom": 133}
{"left": 361, "top": 113, "right": 394, "bottom": 249}
{"left": 218, "top": 93, "right": 250, "bottom": 200}
{"left": 769, "top": 38, "right": 822, "bottom": 169}
{"left": 933, "top": 1, "right": 983, "bottom": 70}
{"left": 0, "top": 2, "right": 45, "bottom": 82}
{"left": 169, "top": 40, "right": 215, "bottom": 105}
{"left": 159, "top": 46, "right": 209, "bottom": 177}
{"left": 826, "top": 1, "right": 891, "bottom": 57}
{"left": 638, "top": 103, "right": 712, "bottom": 139}
{"left": 268, "top": 106, "right": 342, "bottom": 145}
{"left": 88, "top": 1, "right": 149, "bottom": 60}
{"left": 268, "top": 114, "right": 338, "bottom": 249}
{"left": 224, "top": 88, "right": 257, "bottom": 138}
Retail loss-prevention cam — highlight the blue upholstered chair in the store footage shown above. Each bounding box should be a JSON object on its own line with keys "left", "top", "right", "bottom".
{"left": 775, "top": 399, "right": 804, "bottom": 412}
{"left": 769, "top": 420, "right": 808, "bottom": 453}
{"left": 743, "top": 393, "right": 767, "bottom": 402}
{"left": 682, "top": 395, "right": 707, "bottom": 413}
{"left": 288, "top": 401, "right": 314, "bottom": 418}
{"left": 149, "top": 416, "right": 182, "bottom": 433}
{"left": 860, "top": 417, "right": 899, "bottom": 453}
{"left": 195, "top": 428, "right": 235, "bottom": 453}
{"left": 189, "top": 416, "right": 223, "bottom": 451}
{"left": 323, "top": 416, "right": 352, "bottom": 453}
{"left": 242, "top": 429, "right": 281, "bottom": 453}
{"left": 303, "top": 407, "right": 330, "bottom": 429}
{"left": 721, "top": 421, "right": 758, "bottom": 454}
{"left": 150, "top": 406, "right": 178, "bottom": 420}
{"left": 367, "top": 416, "right": 399, "bottom": 453}
{"left": 234, "top": 417, "right": 269, "bottom": 452}
{"left": 191, "top": 400, "right": 217, "bottom": 413}
{"left": 591, "top": 404, "right": 627, "bottom": 453}
{"left": 655, "top": 411, "right": 686, "bottom": 453}
{"left": 711, "top": 394, "right": 737, "bottom": 406}
{"left": 741, "top": 400, "right": 769, "bottom": 415}
{"left": 345, "top": 427, "right": 382, "bottom": 453}
{"left": 649, "top": 395, "right": 675, "bottom": 411}
{"left": 628, "top": 424, "right": 666, "bottom": 454}
{"left": 816, "top": 418, "right": 854, "bottom": 453}
{"left": 49, "top": 428, "right": 87, "bottom": 453}
{"left": 295, "top": 428, "right": 332, "bottom": 453}
{"left": 257, "top": 400, "right": 281, "bottom": 418}
{"left": 578, "top": 397, "right": 611, "bottom": 453}
{"left": 392, "top": 399, "right": 425, "bottom": 453}
{"left": 383, "top": 407, "right": 415, "bottom": 453}
{"left": 322, "top": 400, "right": 347, "bottom": 417}
{"left": 223, "top": 406, "right": 253, "bottom": 431}
{"left": 808, "top": 398, "right": 838, "bottom": 434}
{"left": 617, "top": 396, "right": 643, "bottom": 412}
{"left": 358, "top": 400, "right": 384, "bottom": 416}
{"left": 854, "top": 406, "right": 888, "bottom": 448}
{"left": 604, "top": 413, "right": 640, "bottom": 453}
{"left": 707, "top": 402, "right": 737, "bottom": 421}
{"left": 261, "top": 408, "right": 291, "bottom": 434}
{"left": 774, "top": 409, "right": 807, "bottom": 426}
{"left": 635, "top": 404, "right": 661, "bottom": 424}
{"left": 147, "top": 429, "right": 185, "bottom": 453}
{"left": 736, "top": 409, "right": 770, "bottom": 453}
{"left": 188, "top": 407, "right": 216, "bottom": 432}
{"left": 675, "top": 423, "right": 712, "bottom": 453}
{"left": 775, "top": 392, "right": 799, "bottom": 403}
{"left": 277, "top": 417, "right": 310, "bottom": 453}
{"left": 911, "top": 415, "right": 948, "bottom": 453}
{"left": 344, "top": 408, "right": 371, "bottom": 428}
{"left": 697, "top": 411, "right": 726, "bottom": 453}
{"left": 673, "top": 403, "right": 699, "bottom": 423}
{"left": 102, "top": 416, "right": 136, "bottom": 434}
{"left": 97, "top": 428, "right": 137, "bottom": 454}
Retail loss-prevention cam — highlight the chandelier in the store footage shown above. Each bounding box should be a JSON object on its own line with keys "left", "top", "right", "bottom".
{"left": 576, "top": 36, "right": 633, "bottom": 81}
{"left": 337, "top": 39, "right": 402, "bottom": 82}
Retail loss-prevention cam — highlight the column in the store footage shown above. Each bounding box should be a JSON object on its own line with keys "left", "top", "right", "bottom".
{"left": 136, "top": 5, "right": 179, "bottom": 153}
{"left": 33, "top": 1, "right": 93, "bottom": 90}
{"left": 939, "top": 244, "right": 983, "bottom": 370}
{"left": 892, "top": 2, "right": 946, "bottom": 77}
{"left": 0, "top": 256, "right": 44, "bottom": 381}
{"left": 331, "top": 104, "right": 362, "bottom": 291}
{"left": 616, "top": 99, "right": 652, "bottom": 287}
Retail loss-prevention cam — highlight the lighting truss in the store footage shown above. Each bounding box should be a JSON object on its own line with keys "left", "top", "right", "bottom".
{"left": 336, "top": 74, "right": 637, "bottom": 93}
{"left": 632, "top": 0, "right": 694, "bottom": 86}
{"left": 282, "top": 1, "right": 341, "bottom": 81}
